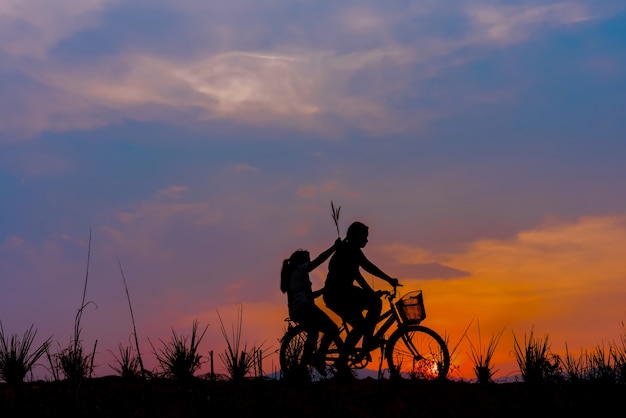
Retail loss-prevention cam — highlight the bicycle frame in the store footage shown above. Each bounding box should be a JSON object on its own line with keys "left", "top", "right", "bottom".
{"left": 336, "top": 289, "right": 411, "bottom": 347}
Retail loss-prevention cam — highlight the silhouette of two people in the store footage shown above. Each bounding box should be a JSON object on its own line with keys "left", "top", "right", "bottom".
{"left": 282, "top": 220, "right": 399, "bottom": 379}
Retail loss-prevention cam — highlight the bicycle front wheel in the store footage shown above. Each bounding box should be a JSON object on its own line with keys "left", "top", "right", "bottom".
{"left": 386, "top": 324, "right": 450, "bottom": 380}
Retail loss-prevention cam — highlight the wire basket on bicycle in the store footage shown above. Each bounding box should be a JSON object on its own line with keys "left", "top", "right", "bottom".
{"left": 396, "top": 290, "right": 426, "bottom": 323}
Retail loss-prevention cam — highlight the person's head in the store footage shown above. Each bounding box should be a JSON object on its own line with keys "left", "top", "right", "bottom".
{"left": 346, "top": 221, "right": 369, "bottom": 248}
{"left": 288, "top": 249, "right": 310, "bottom": 265}
{"left": 280, "top": 249, "right": 310, "bottom": 293}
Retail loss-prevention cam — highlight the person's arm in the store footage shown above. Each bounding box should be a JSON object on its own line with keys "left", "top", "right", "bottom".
{"left": 307, "top": 238, "right": 341, "bottom": 272}
{"left": 359, "top": 252, "right": 399, "bottom": 287}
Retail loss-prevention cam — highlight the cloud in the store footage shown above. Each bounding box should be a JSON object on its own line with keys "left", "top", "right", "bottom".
{"left": 426, "top": 214, "right": 626, "bottom": 349}
{"left": 99, "top": 188, "right": 223, "bottom": 261}
{"left": 466, "top": 2, "right": 592, "bottom": 44}
{"left": 297, "top": 181, "right": 344, "bottom": 200}
{"left": 1, "top": 235, "right": 24, "bottom": 250}
{"left": 0, "top": 0, "right": 116, "bottom": 59}
{"left": 377, "top": 242, "right": 470, "bottom": 280}
{"left": 1, "top": 0, "right": 624, "bottom": 140}
{"left": 18, "top": 47, "right": 419, "bottom": 136}
{"left": 453, "top": 215, "right": 626, "bottom": 284}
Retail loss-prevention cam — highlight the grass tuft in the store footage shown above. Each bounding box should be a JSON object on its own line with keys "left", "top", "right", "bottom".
{"left": 109, "top": 343, "right": 142, "bottom": 379}
{"left": 117, "top": 256, "right": 146, "bottom": 378}
{"left": 151, "top": 319, "right": 208, "bottom": 380}
{"left": 53, "top": 340, "right": 97, "bottom": 382}
{"left": 612, "top": 323, "right": 626, "bottom": 384}
{"left": 0, "top": 322, "right": 52, "bottom": 384}
{"left": 512, "top": 326, "right": 562, "bottom": 384}
{"left": 217, "top": 304, "right": 270, "bottom": 381}
{"left": 467, "top": 321, "right": 505, "bottom": 384}
{"left": 563, "top": 343, "right": 587, "bottom": 383}
{"left": 49, "top": 229, "right": 97, "bottom": 383}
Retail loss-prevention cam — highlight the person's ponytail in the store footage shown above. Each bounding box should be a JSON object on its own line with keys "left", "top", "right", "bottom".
{"left": 280, "top": 259, "right": 291, "bottom": 293}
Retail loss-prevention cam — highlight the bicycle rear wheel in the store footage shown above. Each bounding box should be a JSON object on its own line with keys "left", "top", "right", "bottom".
{"left": 279, "top": 324, "right": 342, "bottom": 381}
{"left": 386, "top": 324, "right": 450, "bottom": 380}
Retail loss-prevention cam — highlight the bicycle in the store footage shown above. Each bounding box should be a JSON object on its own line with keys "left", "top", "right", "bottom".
{"left": 279, "top": 285, "right": 450, "bottom": 381}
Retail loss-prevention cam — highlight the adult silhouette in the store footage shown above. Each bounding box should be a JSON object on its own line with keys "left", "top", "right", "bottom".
{"left": 323, "top": 221, "right": 399, "bottom": 357}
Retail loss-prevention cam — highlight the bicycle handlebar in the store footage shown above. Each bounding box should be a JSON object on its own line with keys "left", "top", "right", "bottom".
{"left": 379, "top": 282, "right": 403, "bottom": 300}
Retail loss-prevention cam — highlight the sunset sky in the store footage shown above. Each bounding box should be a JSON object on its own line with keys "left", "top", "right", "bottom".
{"left": 1, "top": 0, "right": 626, "bottom": 381}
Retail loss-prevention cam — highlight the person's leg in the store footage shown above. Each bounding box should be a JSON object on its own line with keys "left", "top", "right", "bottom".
{"left": 292, "top": 305, "right": 319, "bottom": 366}
{"left": 323, "top": 289, "right": 359, "bottom": 339}
{"left": 309, "top": 307, "right": 340, "bottom": 376}
{"left": 342, "top": 314, "right": 364, "bottom": 350}
{"left": 323, "top": 287, "right": 365, "bottom": 374}
{"left": 361, "top": 290, "right": 383, "bottom": 348}
{"left": 304, "top": 327, "right": 319, "bottom": 365}
{"left": 333, "top": 288, "right": 368, "bottom": 353}
{"left": 343, "top": 287, "right": 381, "bottom": 348}
{"left": 313, "top": 307, "right": 340, "bottom": 344}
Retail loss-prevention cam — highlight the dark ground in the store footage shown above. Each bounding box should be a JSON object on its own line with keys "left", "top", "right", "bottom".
{"left": 1, "top": 376, "right": 624, "bottom": 418}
